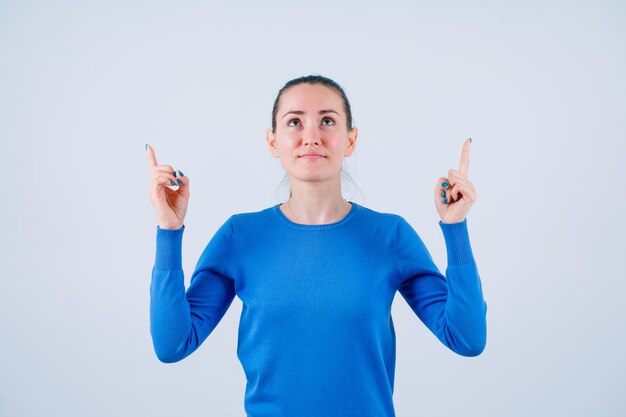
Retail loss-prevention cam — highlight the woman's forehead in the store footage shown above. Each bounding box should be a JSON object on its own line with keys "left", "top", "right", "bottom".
{"left": 279, "top": 83, "right": 343, "bottom": 110}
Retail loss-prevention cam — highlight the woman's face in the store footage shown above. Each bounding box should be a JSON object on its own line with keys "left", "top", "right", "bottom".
{"left": 266, "top": 83, "right": 358, "bottom": 186}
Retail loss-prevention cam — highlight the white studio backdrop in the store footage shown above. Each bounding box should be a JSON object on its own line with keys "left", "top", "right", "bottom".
{"left": 1, "top": 1, "right": 624, "bottom": 416}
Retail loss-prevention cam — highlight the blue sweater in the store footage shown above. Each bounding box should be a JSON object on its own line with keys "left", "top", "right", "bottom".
{"left": 150, "top": 201, "right": 487, "bottom": 417}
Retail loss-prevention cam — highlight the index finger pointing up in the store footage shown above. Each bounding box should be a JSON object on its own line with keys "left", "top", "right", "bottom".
{"left": 146, "top": 144, "right": 158, "bottom": 169}
{"left": 459, "top": 138, "right": 471, "bottom": 178}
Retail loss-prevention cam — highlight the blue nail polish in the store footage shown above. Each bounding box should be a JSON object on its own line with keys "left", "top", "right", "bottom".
{"left": 469, "top": 137, "right": 472, "bottom": 143}
{"left": 173, "top": 171, "right": 177, "bottom": 177}
{"left": 443, "top": 197, "right": 448, "bottom": 204}
{"left": 451, "top": 197, "right": 455, "bottom": 202}
{"left": 177, "top": 179, "right": 182, "bottom": 186}
{"left": 145, "top": 144, "right": 148, "bottom": 150}
{"left": 170, "top": 180, "right": 175, "bottom": 186}
{"left": 178, "top": 170, "right": 184, "bottom": 177}
{"left": 442, "top": 182, "right": 448, "bottom": 188}
{"left": 441, "top": 190, "right": 446, "bottom": 197}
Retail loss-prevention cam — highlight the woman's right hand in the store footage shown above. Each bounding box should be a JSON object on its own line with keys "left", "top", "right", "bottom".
{"left": 146, "top": 144, "right": 190, "bottom": 230}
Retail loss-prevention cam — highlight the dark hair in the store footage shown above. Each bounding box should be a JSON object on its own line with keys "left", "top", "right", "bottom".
{"left": 271, "top": 74, "right": 353, "bottom": 132}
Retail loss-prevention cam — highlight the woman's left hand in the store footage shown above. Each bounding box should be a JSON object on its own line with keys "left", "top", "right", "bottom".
{"left": 434, "top": 138, "right": 477, "bottom": 224}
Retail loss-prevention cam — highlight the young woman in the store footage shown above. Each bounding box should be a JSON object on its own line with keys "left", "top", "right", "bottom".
{"left": 146, "top": 75, "right": 487, "bottom": 417}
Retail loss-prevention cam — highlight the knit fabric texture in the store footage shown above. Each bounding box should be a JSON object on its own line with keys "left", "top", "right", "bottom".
{"left": 150, "top": 201, "right": 488, "bottom": 417}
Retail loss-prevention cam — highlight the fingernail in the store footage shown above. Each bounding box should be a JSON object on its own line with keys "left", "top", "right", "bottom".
{"left": 178, "top": 170, "right": 184, "bottom": 177}
{"left": 469, "top": 137, "right": 472, "bottom": 143}
{"left": 170, "top": 180, "right": 175, "bottom": 186}
{"left": 442, "top": 182, "right": 449, "bottom": 188}
{"left": 443, "top": 197, "right": 448, "bottom": 204}
{"left": 441, "top": 190, "right": 446, "bottom": 197}
{"left": 177, "top": 179, "right": 182, "bottom": 186}
{"left": 145, "top": 144, "right": 148, "bottom": 150}
{"left": 451, "top": 197, "right": 456, "bottom": 202}
{"left": 173, "top": 170, "right": 177, "bottom": 177}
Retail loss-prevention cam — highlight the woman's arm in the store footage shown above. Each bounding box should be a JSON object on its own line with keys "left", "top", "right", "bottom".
{"left": 396, "top": 216, "right": 487, "bottom": 357}
{"left": 150, "top": 218, "right": 237, "bottom": 363}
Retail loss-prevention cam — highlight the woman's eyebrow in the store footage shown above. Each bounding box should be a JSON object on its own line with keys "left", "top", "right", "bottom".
{"left": 281, "top": 109, "right": 340, "bottom": 119}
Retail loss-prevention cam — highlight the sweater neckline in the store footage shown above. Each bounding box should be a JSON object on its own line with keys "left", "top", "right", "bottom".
{"left": 273, "top": 201, "right": 359, "bottom": 230}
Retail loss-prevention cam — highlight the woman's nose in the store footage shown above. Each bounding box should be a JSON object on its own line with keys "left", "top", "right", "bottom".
{"left": 302, "top": 123, "right": 321, "bottom": 144}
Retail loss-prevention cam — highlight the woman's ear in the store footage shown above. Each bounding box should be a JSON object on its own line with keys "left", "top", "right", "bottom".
{"left": 344, "top": 127, "right": 358, "bottom": 157}
{"left": 266, "top": 129, "right": 280, "bottom": 158}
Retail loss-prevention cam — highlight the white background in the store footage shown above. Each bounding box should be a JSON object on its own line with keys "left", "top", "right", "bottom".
{"left": 1, "top": 1, "right": 624, "bottom": 416}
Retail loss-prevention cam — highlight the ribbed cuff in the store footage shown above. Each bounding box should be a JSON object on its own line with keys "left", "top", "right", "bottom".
{"left": 154, "top": 225, "right": 185, "bottom": 270}
{"left": 438, "top": 218, "right": 475, "bottom": 265}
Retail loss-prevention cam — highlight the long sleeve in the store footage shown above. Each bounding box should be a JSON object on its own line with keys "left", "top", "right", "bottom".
{"left": 150, "top": 217, "right": 237, "bottom": 363}
{"left": 396, "top": 217, "right": 487, "bottom": 357}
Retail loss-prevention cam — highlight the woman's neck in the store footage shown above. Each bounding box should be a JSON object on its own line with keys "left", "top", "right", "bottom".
{"left": 280, "top": 195, "right": 352, "bottom": 225}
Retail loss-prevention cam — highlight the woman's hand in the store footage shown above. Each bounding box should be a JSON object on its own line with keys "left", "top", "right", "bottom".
{"left": 434, "top": 138, "right": 477, "bottom": 224}
{"left": 146, "top": 144, "right": 190, "bottom": 230}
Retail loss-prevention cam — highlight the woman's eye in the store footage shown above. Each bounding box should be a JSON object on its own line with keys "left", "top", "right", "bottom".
{"left": 322, "top": 118, "right": 335, "bottom": 125}
{"left": 288, "top": 119, "right": 300, "bottom": 127}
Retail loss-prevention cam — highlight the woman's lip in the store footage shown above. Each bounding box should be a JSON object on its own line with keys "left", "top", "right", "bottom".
{"left": 299, "top": 155, "right": 325, "bottom": 159}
